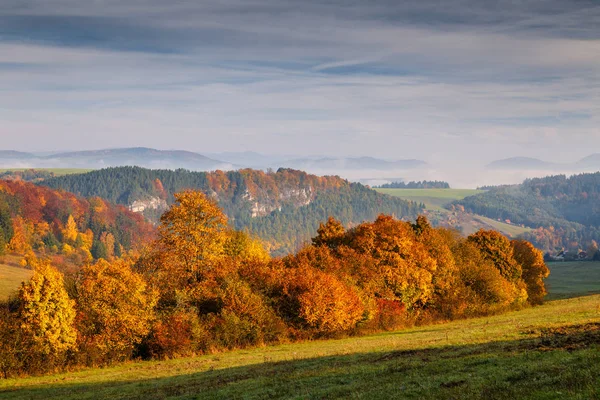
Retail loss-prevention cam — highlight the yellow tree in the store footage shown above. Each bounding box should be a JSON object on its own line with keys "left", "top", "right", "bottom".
{"left": 157, "top": 190, "right": 228, "bottom": 285}
{"left": 62, "top": 215, "right": 78, "bottom": 244}
{"left": 18, "top": 259, "right": 77, "bottom": 358}
{"left": 76, "top": 259, "right": 158, "bottom": 363}
{"left": 224, "top": 230, "right": 270, "bottom": 263}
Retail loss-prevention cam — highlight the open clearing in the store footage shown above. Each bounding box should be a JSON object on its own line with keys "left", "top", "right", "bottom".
{"left": 377, "top": 188, "right": 531, "bottom": 237}
{"left": 375, "top": 188, "right": 483, "bottom": 211}
{"left": 1, "top": 294, "right": 599, "bottom": 399}
{"left": 0, "top": 258, "right": 32, "bottom": 301}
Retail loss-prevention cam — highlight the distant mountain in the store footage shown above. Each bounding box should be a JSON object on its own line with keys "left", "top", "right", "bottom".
{"left": 486, "top": 157, "right": 558, "bottom": 171}
{"left": 576, "top": 153, "right": 600, "bottom": 169}
{"left": 0, "top": 150, "right": 35, "bottom": 159}
{"left": 278, "top": 157, "right": 427, "bottom": 171}
{"left": 205, "top": 151, "right": 290, "bottom": 167}
{"left": 0, "top": 147, "right": 233, "bottom": 171}
{"left": 487, "top": 154, "right": 600, "bottom": 173}
{"left": 42, "top": 166, "right": 423, "bottom": 255}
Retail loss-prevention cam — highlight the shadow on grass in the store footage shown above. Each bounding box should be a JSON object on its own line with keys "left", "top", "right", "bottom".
{"left": 2, "top": 323, "right": 599, "bottom": 400}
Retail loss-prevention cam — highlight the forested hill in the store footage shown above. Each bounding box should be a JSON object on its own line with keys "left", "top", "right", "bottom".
{"left": 0, "top": 179, "right": 154, "bottom": 263}
{"left": 455, "top": 172, "right": 600, "bottom": 253}
{"left": 43, "top": 167, "right": 423, "bottom": 254}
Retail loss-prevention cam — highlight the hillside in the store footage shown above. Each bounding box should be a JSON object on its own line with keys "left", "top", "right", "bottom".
{"left": 2, "top": 294, "right": 598, "bottom": 399}
{"left": 0, "top": 148, "right": 232, "bottom": 171}
{"left": 0, "top": 179, "right": 154, "bottom": 264}
{"left": 456, "top": 173, "right": 600, "bottom": 253}
{"left": 43, "top": 167, "right": 422, "bottom": 254}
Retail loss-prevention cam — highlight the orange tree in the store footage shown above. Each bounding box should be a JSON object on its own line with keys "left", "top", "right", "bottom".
{"left": 511, "top": 239, "right": 550, "bottom": 305}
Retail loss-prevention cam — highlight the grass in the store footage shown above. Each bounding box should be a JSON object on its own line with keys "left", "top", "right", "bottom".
{"left": 377, "top": 188, "right": 531, "bottom": 237}
{"left": 1, "top": 295, "right": 599, "bottom": 399}
{"left": 376, "top": 188, "right": 483, "bottom": 211}
{"left": 0, "top": 257, "right": 32, "bottom": 301}
{"left": 472, "top": 215, "right": 532, "bottom": 237}
{"left": 546, "top": 261, "right": 600, "bottom": 300}
{"left": 0, "top": 168, "right": 92, "bottom": 176}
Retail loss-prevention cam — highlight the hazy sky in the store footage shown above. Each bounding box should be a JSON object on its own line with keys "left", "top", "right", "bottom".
{"left": 1, "top": 0, "right": 599, "bottom": 164}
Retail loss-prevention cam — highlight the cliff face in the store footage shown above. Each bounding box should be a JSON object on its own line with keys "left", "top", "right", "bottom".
{"left": 129, "top": 197, "right": 168, "bottom": 214}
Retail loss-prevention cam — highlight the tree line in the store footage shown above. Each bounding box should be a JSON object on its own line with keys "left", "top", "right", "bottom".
{"left": 0, "top": 190, "right": 549, "bottom": 378}
{"left": 375, "top": 180, "right": 450, "bottom": 189}
{"left": 456, "top": 172, "right": 600, "bottom": 254}
{"left": 0, "top": 179, "right": 154, "bottom": 267}
{"left": 43, "top": 167, "right": 423, "bottom": 254}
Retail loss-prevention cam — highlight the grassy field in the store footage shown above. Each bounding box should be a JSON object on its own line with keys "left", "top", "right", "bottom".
{"left": 376, "top": 188, "right": 483, "bottom": 211}
{"left": 0, "top": 258, "right": 32, "bottom": 301}
{"left": 376, "top": 188, "right": 531, "bottom": 237}
{"left": 546, "top": 261, "right": 600, "bottom": 300}
{"left": 1, "top": 295, "right": 598, "bottom": 399}
{"left": 0, "top": 168, "right": 91, "bottom": 176}
{"left": 472, "top": 215, "right": 532, "bottom": 237}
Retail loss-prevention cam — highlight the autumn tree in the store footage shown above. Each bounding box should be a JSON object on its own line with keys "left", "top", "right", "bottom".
{"left": 76, "top": 259, "right": 158, "bottom": 364}
{"left": 62, "top": 215, "right": 78, "bottom": 244}
{"left": 468, "top": 230, "right": 522, "bottom": 282}
{"left": 312, "top": 217, "right": 346, "bottom": 249}
{"left": 17, "top": 259, "right": 77, "bottom": 363}
{"left": 511, "top": 239, "right": 550, "bottom": 305}
{"left": 224, "top": 230, "right": 270, "bottom": 263}
{"left": 158, "top": 190, "right": 228, "bottom": 285}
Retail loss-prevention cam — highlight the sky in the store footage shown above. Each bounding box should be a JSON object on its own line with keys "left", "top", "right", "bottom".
{"left": 1, "top": 0, "right": 599, "bottom": 165}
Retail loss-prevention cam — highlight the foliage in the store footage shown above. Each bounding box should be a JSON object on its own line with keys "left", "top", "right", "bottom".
{"left": 75, "top": 259, "right": 158, "bottom": 364}
{"left": 511, "top": 240, "right": 550, "bottom": 305}
{"left": 0, "top": 179, "right": 154, "bottom": 261}
{"left": 43, "top": 166, "right": 422, "bottom": 254}
{"left": 456, "top": 172, "right": 600, "bottom": 252}
{"left": 17, "top": 259, "right": 77, "bottom": 358}
{"left": 0, "top": 189, "right": 549, "bottom": 378}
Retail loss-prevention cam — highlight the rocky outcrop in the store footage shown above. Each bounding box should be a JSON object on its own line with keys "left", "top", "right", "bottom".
{"left": 129, "top": 197, "right": 168, "bottom": 214}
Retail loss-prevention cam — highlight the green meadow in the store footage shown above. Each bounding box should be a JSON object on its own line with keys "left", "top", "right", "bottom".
{"left": 1, "top": 294, "right": 598, "bottom": 399}
{"left": 375, "top": 188, "right": 483, "bottom": 211}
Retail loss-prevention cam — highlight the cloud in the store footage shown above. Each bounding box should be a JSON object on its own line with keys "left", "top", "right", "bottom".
{"left": 0, "top": 0, "right": 598, "bottom": 167}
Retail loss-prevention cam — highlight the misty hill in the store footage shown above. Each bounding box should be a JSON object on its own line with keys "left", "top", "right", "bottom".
{"left": 487, "top": 154, "right": 600, "bottom": 172}
{"left": 42, "top": 166, "right": 423, "bottom": 255}
{"left": 455, "top": 172, "right": 600, "bottom": 252}
{"left": 576, "top": 153, "right": 600, "bottom": 169}
{"left": 279, "top": 157, "right": 427, "bottom": 171}
{"left": 486, "top": 157, "right": 559, "bottom": 171}
{"left": 0, "top": 150, "right": 36, "bottom": 160}
{"left": 0, "top": 147, "right": 233, "bottom": 171}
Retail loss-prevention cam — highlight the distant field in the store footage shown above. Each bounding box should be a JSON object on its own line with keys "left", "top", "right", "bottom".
{"left": 0, "top": 260, "right": 32, "bottom": 301}
{"left": 376, "top": 188, "right": 483, "bottom": 211}
{"left": 0, "top": 168, "right": 91, "bottom": 176}
{"left": 376, "top": 188, "right": 531, "bottom": 238}
{"left": 472, "top": 215, "right": 532, "bottom": 236}
{"left": 2, "top": 295, "right": 599, "bottom": 399}
{"left": 546, "top": 261, "right": 600, "bottom": 300}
